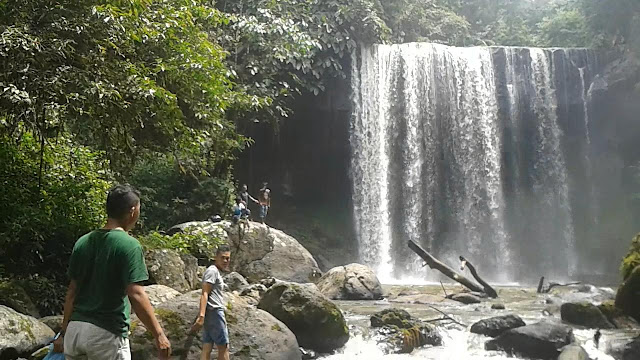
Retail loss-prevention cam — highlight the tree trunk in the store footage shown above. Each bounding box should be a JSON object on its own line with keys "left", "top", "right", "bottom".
{"left": 408, "top": 240, "right": 484, "bottom": 293}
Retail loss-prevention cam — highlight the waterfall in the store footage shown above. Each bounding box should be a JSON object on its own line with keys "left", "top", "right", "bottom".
{"left": 351, "top": 43, "right": 601, "bottom": 282}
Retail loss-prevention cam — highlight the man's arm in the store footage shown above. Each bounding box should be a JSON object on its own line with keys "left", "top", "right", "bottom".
{"left": 127, "top": 283, "right": 171, "bottom": 359}
{"left": 53, "top": 280, "right": 77, "bottom": 353}
{"left": 191, "top": 282, "right": 213, "bottom": 333}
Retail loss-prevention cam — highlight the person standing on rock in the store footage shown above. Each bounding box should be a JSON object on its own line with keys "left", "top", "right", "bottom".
{"left": 53, "top": 184, "right": 171, "bottom": 359}
{"left": 257, "top": 182, "right": 271, "bottom": 224}
{"left": 192, "top": 245, "right": 231, "bottom": 360}
{"left": 239, "top": 184, "right": 258, "bottom": 208}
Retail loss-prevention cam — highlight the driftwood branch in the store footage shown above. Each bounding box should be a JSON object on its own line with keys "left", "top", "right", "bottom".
{"left": 408, "top": 240, "right": 484, "bottom": 293}
{"left": 459, "top": 256, "right": 498, "bottom": 298}
{"left": 439, "top": 281, "right": 448, "bottom": 297}
{"left": 536, "top": 277, "right": 581, "bottom": 293}
{"left": 427, "top": 305, "right": 466, "bottom": 327}
{"left": 537, "top": 276, "right": 545, "bottom": 293}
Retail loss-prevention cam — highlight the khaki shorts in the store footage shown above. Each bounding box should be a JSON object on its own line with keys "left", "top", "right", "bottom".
{"left": 64, "top": 321, "right": 130, "bottom": 360}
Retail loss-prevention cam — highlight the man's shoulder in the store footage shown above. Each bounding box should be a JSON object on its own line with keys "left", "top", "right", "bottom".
{"left": 108, "top": 231, "right": 142, "bottom": 251}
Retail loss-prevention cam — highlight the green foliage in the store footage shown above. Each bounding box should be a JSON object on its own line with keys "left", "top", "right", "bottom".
{"left": 130, "top": 155, "right": 236, "bottom": 231}
{"left": 0, "top": 0, "right": 254, "bottom": 176}
{"left": 0, "top": 131, "right": 111, "bottom": 277}
{"left": 18, "top": 275, "right": 67, "bottom": 316}
{"left": 138, "top": 229, "right": 224, "bottom": 259}
{"left": 379, "top": 0, "right": 471, "bottom": 45}
{"left": 537, "top": 8, "right": 591, "bottom": 47}
{"left": 214, "top": 0, "right": 389, "bottom": 125}
{"left": 621, "top": 233, "right": 640, "bottom": 280}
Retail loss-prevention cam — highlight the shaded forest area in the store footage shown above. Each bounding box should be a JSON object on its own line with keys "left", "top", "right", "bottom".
{"left": 1, "top": 0, "right": 639, "bottom": 314}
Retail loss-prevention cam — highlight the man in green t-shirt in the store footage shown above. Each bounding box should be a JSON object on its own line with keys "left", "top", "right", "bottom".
{"left": 53, "top": 184, "right": 171, "bottom": 359}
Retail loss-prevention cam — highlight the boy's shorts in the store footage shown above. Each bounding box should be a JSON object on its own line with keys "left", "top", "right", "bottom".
{"left": 202, "top": 308, "right": 229, "bottom": 346}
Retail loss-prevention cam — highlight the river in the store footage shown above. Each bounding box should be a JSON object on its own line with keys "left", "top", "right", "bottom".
{"left": 320, "top": 284, "right": 637, "bottom": 359}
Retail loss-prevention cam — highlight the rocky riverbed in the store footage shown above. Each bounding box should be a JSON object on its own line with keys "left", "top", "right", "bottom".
{"left": 322, "top": 284, "right": 639, "bottom": 359}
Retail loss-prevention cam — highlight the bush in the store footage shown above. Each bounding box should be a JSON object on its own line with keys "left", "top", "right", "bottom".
{"left": 621, "top": 233, "right": 640, "bottom": 280}
{"left": 130, "top": 155, "right": 236, "bottom": 231}
{"left": 138, "top": 229, "right": 225, "bottom": 261}
{"left": 0, "top": 132, "right": 111, "bottom": 278}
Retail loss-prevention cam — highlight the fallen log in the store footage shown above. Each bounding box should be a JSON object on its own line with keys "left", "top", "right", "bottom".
{"left": 408, "top": 240, "right": 484, "bottom": 293}
{"left": 459, "top": 256, "right": 498, "bottom": 298}
{"left": 535, "top": 277, "right": 581, "bottom": 293}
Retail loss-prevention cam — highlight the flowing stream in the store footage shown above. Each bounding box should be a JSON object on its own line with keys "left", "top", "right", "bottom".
{"left": 320, "top": 284, "right": 637, "bottom": 359}
{"left": 350, "top": 43, "right": 602, "bottom": 282}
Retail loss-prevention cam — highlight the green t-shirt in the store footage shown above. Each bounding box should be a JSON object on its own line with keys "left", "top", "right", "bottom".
{"left": 68, "top": 229, "right": 148, "bottom": 338}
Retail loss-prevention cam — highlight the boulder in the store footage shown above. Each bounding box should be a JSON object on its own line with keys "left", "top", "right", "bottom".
{"left": 450, "top": 293, "right": 482, "bottom": 304}
{"left": 560, "top": 302, "right": 615, "bottom": 329}
{"left": 615, "top": 265, "right": 640, "bottom": 323}
{"left": 39, "top": 315, "right": 63, "bottom": 334}
{"left": 491, "top": 303, "right": 506, "bottom": 310}
{"left": 144, "top": 285, "right": 181, "bottom": 307}
{"left": 0, "top": 281, "right": 40, "bottom": 318}
{"left": 130, "top": 291, "right": 301, "bottom": 360}
{"left": 470, "top": 315, "right": 526, "bottom": 338}
{"left": 180, "top": 254, "right": 200, "bottom": 290}
{"left": 598, "top": 300, "right": 640, "bottom": 329}
{"left": 316, "top": 264, "right": 383, "bottom": 300}
{"left": 485, "top": 321, "right": 575, "bottom": 360}
{"left": 558, "top": 344, "right": 589, "bottom": 360}
{"left": 369, "top": 308, "right": 441, "bottom": 354}
{"left": 258, "top": 282, "right": 349, "bottom": 353}
{"left": 621, "top": 336, "right": 640, "bottom": 360}
{"left": 0, "top": 306, "right": 55, "bottom": 359}
{"left": 240, "top": 284, "right": 268, "bottom": 305}
{"left": 370, "top": 309, "right": 414, "bottom": 329}
{"left": 145, "top": 249, "right": 191, "bottom": 293}
{"left": 223, "top": 272, "right": 249, "bottom": 292}
{"left": 173, "top": 221, "right": 322, "bottom": 283}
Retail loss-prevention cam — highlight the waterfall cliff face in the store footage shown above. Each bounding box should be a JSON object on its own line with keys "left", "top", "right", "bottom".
{"left": 350, "top": 43, "right": 601, "bottom": 282}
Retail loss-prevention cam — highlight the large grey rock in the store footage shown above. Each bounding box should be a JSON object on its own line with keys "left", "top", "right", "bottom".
{"left": 470, "top": 315, "right": 526, "bottom": 338}
{"left": 560, "top": 302, "right": 615, "bottom": 329}
{"left": 173, "top": 221, "right": 322, "bottom": 283}
{"left": 144, "top": 285, "right": 181, "bottom": 307}
{"left": 39, "top": 315, "right": 63, "bottom": 334}
{"left": 558, "top": 344, "right": 590, "bottom": 360}
{"left": 258, "top": 282, "right": 349, "bottom": 353}
{"left": 145, "top": 249, "right": 191, "bottom": 293}
{"left": 180, "top": 254, "right": 199, "bottom": 290}
{"left": 616, "top": 265, "right": 640, "bottom": 323}
{"left": 0, "top": 306, "right": 54, "bottom": 359}
{"left": 485, "top": 321, "right": 575, "bottom": 359}
{"left": 316, "top": 263, "right": 383, "bottom": 300}
{"left": 451, "top": 293, "right": 482, "bottom": 304}
{"left": 0, "top": 281, "right": 40, "bottom": 318}
{"left": 130, "top": 291, "right": 300, "bottom": 360}
{"left": 223, "top": 272, "right": 249, "bottom": 292}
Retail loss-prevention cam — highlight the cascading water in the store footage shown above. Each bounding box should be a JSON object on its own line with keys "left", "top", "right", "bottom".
{"left": 350, "top": 43, "right": 602, "bottom": 282}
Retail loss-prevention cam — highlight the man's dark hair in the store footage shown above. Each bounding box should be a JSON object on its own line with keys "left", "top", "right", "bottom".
{"left": 106, "top": 184, "right": 141, "bottom": 220}
{"left": 261, "top": 182, "right": 268, "bottom": 188}
{"left": 216, "top": 244, "right": 231, "bottom": 255}
{"left": 236, "top": 196, "right": 242, "bottom": 202}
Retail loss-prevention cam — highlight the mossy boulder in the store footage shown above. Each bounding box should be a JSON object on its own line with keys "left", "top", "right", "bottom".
{"left": 258, "top": 282, "right": 349, "bottom": 353}
{"left": 560, "top": 302, "right": 615, "bottom": 329}
{"left": 615, "top": 265, "right": 640, "bottom": 323}
{"left": 39, "top": 315, "right": 64, "bottom": 333}
{"left": 0, "top": 305, "right": 54, "bottom": 359}
{"left": 599, "top": 300, "right": 640, "bottom": 329}
{"left": 130, "top": 291, "right": 300, "bottom": 360}
{"left": 0, "top": 281, "right": 40, "bottom": 318}
{"left": 370, "top": 309, "right": 442, "bottom": 354}
{"left": 371, "top": 309, "right": 414, "bottom": 329}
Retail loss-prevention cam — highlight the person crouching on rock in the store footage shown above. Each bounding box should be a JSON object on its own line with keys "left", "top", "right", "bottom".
{"left": 192, "top": 245, "right": 231, "bottom": 360}
{"left": 54, "top": 184, "right": 171, "bottom": 359}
